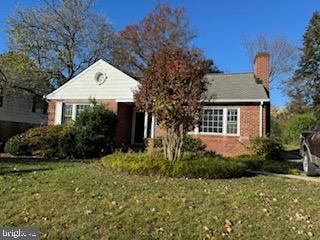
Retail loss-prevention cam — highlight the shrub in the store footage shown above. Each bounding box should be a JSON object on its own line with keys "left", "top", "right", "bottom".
{"left": 5, "top": 105, "right": 117, "bottom": 158}
{"left": 4, "top": 133, "right": 30, "bottom": 156}
{"left": 250, "top": 136, "right": 284, "bottom": 160}
{"left": 58, "top": 123, "right": 77, "bottom": 158}
{"left": 102, "top": 152, "right": 248, "bottom": 179}
{"left": 5, "top": 125, "right": 66, "bottom": 158}
{"left": 182, "top": 136, "right": 206, "bottom": 152}
{"left": 283, "top": 113, "right": 316, "bottom": 145}
{"left": 26, "top": 125, "right": 65, "bottom": 158}
{"left": 152, "top": 135, "right": 206, "bottom": 152}
{"left": 73, "top": 105, "right": 117, "bottom": 158}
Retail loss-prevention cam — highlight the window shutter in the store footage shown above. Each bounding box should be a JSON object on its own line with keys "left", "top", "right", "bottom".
{"left": 55, "top": 102, "right": 63, "bottom": 125}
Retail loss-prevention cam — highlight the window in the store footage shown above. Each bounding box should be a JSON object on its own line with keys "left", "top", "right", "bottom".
{"left": 62, "top": 104, "right": 73, "bottom": 123}
{"left": 62, "top": 103, "right": 91, "bottom": 123}
{"left": 199, "top": 109, "right": 223, "bottom": 133}
{"left": 227, "top": 109, "right": 238, "bottom": 134}
{"left": 76, "top": 104, "right": 90, "bottom": 118}
{"left": 32, "top": 96, "right": 48, "bottom": 114}
{"left": 0, "top": 87, "right": 3, "bottom": 107}
{"left": 198, "top": 107, "right": 239, "bottom": 135}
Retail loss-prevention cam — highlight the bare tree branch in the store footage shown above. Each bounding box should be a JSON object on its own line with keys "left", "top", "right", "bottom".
{"left": 242, "top": 33, "right": 298, "bottom": 88}
{"left": 7, "top": 0, "right": 114, "bottom": 86}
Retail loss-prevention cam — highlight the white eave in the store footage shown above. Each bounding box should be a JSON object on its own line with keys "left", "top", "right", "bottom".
{"left": 201, "top": 98, "right": 270, "bottom": 103}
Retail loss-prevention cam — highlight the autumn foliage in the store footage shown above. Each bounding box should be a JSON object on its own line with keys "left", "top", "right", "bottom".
{"left": 112, "top": 3, "right": 196, "bottom": 77}
{"left": 134, "top": 46, "right": 212, "bottom": 161}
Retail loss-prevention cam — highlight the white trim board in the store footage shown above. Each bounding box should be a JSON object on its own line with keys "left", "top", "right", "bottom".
{"left": 201, "top": 99, "right": 270, "bottom": 103}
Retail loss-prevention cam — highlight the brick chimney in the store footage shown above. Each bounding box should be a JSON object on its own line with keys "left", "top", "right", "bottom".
{"left": 254, "top": 52, "right": 270, "bottom": 93}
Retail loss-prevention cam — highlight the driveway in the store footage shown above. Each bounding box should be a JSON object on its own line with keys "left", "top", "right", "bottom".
{"left": 251, "top": 149, "right": 320, "bottom": 183}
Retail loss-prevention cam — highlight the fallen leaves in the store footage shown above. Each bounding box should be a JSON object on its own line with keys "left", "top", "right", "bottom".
{"left": 224, "top": 219, "right": 233, "bottom": 233}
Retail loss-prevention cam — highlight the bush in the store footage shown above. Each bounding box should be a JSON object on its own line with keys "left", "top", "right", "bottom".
{"left": 4, "top": 105, "right": 117, "bottom": 159}
{"left": 58, "top": 123, "right": 77, "bottom": 158}
{"left": 26, "top": 125, "right": 65, "bottom": 158}
{"left": 183, "top": 136, "right": 206, "bottom": 152}
{"left": 5, "top": 125, "right": 66, "bottom": 157}
{"left": 152, "top": 135, "right": 206, "bottom": 152}
{"left": 283, "top": 113, "right": 316, "bottom": 145}
{"left": 250, "top": 136, "right": 284, "bottom": 160}
{"left": 102, "top": 152, "right": 248, "bottom": 179}
{"left": 4, "top": 134, "right": 30, "bottom": 156}
{"left": 73, "top": 105, "right": 117, "bottom": 158}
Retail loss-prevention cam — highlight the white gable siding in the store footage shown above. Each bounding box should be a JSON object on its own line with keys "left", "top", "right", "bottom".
{"left": 0, "top": 91, "right": 47, "bottom": 124}
{"left": 47, "top": 60, "right": 139, "bottom": 101}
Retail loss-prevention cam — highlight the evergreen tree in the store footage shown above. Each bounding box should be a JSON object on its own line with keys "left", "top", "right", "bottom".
{"left": 288, "top": 11, "right": 320, "bottom": 114}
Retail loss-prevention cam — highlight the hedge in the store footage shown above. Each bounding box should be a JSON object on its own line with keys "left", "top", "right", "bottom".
{"left": 102, "top": 152, "right": 249, "bottom": 179}
{"left": 102, "top": 152, "right": 300, "bottom": 179}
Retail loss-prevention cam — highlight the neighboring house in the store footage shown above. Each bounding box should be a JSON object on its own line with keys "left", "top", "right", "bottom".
{"left": 46, "top": 52, "right": 270, "bottom": 156}
{"left": 0, "top": 89, "right": 47, "bottom": 147}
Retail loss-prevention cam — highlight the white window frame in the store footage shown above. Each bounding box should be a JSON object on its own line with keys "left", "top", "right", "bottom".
{"left": 61, "top": 103, "right": 91, "bottom": 123}
{"left": 62, "top": 104, "right": 74, "bottom": 124}
{"left": 195, "top": 106, "right": 240, "bottom": 136}
{"left": 75, "top": 104, "right": 91, "bottom": 118}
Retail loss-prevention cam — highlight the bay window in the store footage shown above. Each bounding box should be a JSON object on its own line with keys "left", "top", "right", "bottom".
{"left": 198, "top": 107, "right": 239, "bottom": 136}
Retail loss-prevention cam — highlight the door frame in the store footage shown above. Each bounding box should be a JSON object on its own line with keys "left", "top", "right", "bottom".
{"left": 131, "top": 110, "right": 156, "bottom": 145}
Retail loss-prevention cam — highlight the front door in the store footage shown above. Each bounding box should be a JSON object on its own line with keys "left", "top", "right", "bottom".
{"left": 133, "top": 112, "right": 145, "bottom": 144}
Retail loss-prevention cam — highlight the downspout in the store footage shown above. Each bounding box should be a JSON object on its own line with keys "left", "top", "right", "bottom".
{"left": 259, "top": 101, "right": 264, "bottom": 137}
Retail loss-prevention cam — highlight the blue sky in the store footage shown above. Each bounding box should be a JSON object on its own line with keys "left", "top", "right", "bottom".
{"left": 0, "top": 0, "right": 318, "bottom": 107}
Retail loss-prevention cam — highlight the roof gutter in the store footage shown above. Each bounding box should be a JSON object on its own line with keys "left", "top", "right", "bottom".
{"left": 201, "top": 99, "right": 270, "bottom": 103}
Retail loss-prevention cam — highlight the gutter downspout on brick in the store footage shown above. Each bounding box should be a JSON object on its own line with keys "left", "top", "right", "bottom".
{"left": 260, "top": 101, "right": 263, "bottom": 137}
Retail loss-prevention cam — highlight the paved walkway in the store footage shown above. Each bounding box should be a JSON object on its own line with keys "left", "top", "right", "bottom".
{"left": 247, "top": 170, "right": 320, "bottom": 183}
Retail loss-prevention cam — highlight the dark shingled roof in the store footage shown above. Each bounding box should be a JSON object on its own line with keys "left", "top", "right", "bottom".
{"left": 204, "top": 72, "right": 269, "bottom": 101}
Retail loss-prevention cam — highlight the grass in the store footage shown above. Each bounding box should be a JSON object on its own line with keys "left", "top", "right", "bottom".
{"left": 0, "top": 158, "right": 318, "bottom": 239}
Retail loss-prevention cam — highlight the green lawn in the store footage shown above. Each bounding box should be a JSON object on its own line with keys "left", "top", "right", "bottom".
{"left": 0, "top": 159, "right": 319, "bottom": 239}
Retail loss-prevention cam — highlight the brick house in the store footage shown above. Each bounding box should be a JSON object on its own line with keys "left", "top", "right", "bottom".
{"left": 46, "top": 52, "right": 270, "bottom": 156}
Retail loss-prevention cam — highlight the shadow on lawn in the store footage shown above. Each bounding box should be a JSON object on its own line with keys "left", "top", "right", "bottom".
{"left": 0, "top": 156, "right": 98, "bottom": 164}
{"left": 0, "top": 167, "right": 52, "bottom": 176}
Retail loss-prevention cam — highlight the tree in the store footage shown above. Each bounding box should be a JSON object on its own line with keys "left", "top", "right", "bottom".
{"left": 112, "top": 3, "right": 196, "bottom": 77}
{"left": 134, "top": 46, "right": 212, "bottom": 162}
{"left": 242, "top": 33, "right": 298, "bottom": 88}
{"left": 287, "top": 11, "right": 320, "bottom": 118}
{"left": 0, "top": 53, "right": 50, "bottom": 98}
{"left": 7, "top": 0, "right": 114, "bottom": 86}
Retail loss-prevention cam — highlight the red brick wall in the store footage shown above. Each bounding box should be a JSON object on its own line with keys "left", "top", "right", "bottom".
{"left": 155, "top": 104, "right": 266, "bottom": 156}
{"left": 193, "top": 105, "right": 260, "bottom": 156}
{"left": 195, "top": 135, "right": 250, "bottom": 156}
{"left": 48, "top": 99, "right": 118, "bottom": 126}
{"left": 47, "top": 99, "right": 132, "bottom": 149}
{"left": 240, "top": 105, "right": 260, "bottom": 138}
{"left": 48, "top": 100, "right": 56, "bottom": 126}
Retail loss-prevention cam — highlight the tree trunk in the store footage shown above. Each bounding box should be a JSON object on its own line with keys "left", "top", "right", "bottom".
{"left": 162, "top": 129, "right": 184, "bottom": 162}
